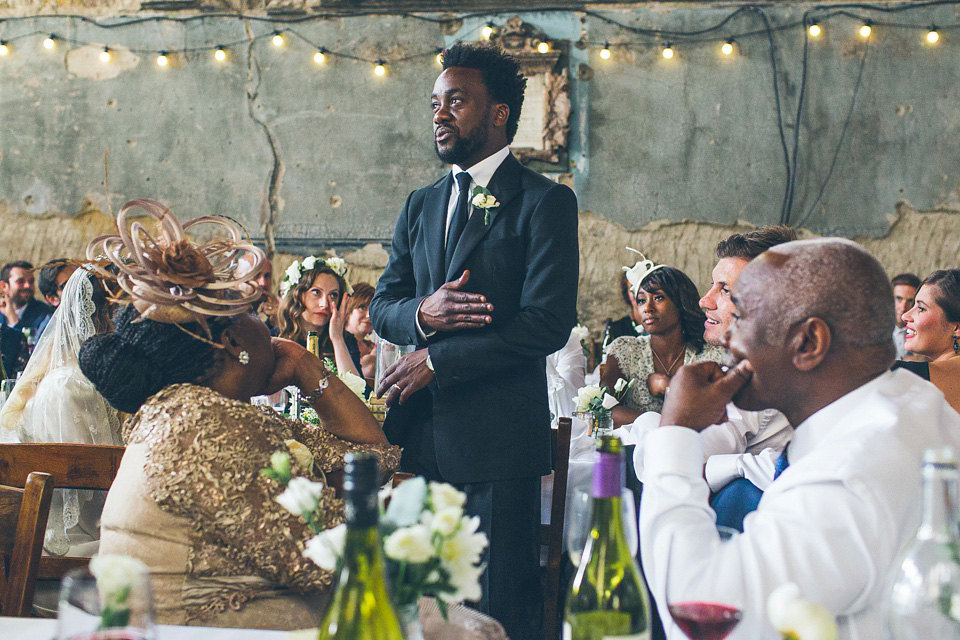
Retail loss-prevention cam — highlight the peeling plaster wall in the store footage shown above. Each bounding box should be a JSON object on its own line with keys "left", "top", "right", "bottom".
{"left": 1, "top": 4, "right": 959, "bottom": 335}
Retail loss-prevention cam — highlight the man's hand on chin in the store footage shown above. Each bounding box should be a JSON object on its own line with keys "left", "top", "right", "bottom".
{"left": 377, "top": 349, "right": 435, "bottom": 407}
{"left": 660, "top": 360, "right": 753, "bottom": 431}
{"left": 418, "top": 270, "right": 494, "bottom": 332}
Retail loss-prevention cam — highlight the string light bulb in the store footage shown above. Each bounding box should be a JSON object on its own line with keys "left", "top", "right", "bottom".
{"left": 99, "top": 46, "right": 111, "bottom": 62}
{"left": 43, "top": 35, "right": 56, "bottom": 50}
{"left": 927, "top": 26, "right": 940, "bottom": 43}
{"left": 374, "top": 60, "right": 386, "bottom": 76}
{"left": 721, "top": 40, "right": 734, "bottom": 55}
{"left": 0, "top": 41, "right": 8, "bottom": 56}
{"left": 214, "top": 46, "right": 226, "bottom": 62}
{"left": 808, "top": 23, "right": 822, "bottom": 37}
{"left": 537, "top": 41, "right": 550, "bottom": 54}
{"left": 662, "top": 43, "right": 674, "bottom": 59}
{"left": 156, "top": 52, "right": 169, "bottom": 67}
{"left": 435, "top": 48, "right": 444, "bottom": 66}
{"left": 272, "top": 31, "right": 284, "bottom": 47}
{"left": 313, "top": 48, "right": 326, "bottom": 65}
{"left": 600, "top": 43, "right": 611, "bottom": 59}
{"left": 859, "top": 22, "right": 872, "bottom": 38}
{"left": 481, "top": 23, "right": 495, "bottom": 40}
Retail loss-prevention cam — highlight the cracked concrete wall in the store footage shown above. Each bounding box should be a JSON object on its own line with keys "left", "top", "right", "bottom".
{"left": 1, "top": 6, "right": 959, "bottom": 336}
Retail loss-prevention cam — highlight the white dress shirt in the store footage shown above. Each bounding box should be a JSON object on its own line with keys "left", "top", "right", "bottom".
{"left": 640, "top": 369, "right": 960, "bottom": 640}
{"left": 618, "top": 404, "right": 792, "bottom": 489}
{"left": 892, "top": 326, "right": 908, "bottom": 359}
{"left": 416, "top": 146, "right": 511, "bottom": 341}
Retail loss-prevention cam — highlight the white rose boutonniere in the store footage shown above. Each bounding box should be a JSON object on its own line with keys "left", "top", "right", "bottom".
{"left": 470, "top": 185, "right": 500, "bottom": 225}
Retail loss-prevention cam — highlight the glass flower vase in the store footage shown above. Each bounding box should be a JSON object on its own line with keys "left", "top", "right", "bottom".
{"left": 592, "top": 411, "right": 614, "bottom": 437}
{"left": 397, "top": 601, "right": 425, "bottom": 640}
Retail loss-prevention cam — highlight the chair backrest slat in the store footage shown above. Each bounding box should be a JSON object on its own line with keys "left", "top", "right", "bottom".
{"left": 0, "top": 471, "right": 54, "bottom": 617}
{"left": 0, "top": 443, "right": 124, "bottom": 491}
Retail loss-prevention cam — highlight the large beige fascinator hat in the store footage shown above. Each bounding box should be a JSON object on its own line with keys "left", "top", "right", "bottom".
{"left": 622, "top": 247, "right": 666, "bottom": 296}
{"left": 86, "top": 198, "right": 267, "bottom": 335}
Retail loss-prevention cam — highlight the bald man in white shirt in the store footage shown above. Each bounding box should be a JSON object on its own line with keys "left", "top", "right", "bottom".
{"left": 640, "top": 238, "right": 960, "bottom": 639}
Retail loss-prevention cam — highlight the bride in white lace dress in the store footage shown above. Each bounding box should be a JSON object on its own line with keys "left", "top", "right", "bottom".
{"left": 0, "top": 266, "right": 121, "bottom": 556}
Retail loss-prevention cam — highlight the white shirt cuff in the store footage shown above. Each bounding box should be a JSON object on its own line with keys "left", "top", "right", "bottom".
{"left": 414, "top": 299, "right": 436, "bottom": 340}
{"left": 643, "top": 426, "right": 704, "bottom": 481}
{"left": 704, "top": 454, "right": 743, "bottom": 492}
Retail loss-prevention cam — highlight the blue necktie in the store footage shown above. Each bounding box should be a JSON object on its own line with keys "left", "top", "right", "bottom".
{"left": 710, "top": 445, "right": 790, "bottom": 532}
{"left": 444, "top": 172, "right": 473, "bottom": 271}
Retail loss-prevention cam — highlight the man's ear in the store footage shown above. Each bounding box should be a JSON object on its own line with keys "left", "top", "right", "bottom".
{"left": 790, "top": 317, "right": 831, "bottom": 371}
{"left": 493, "top": 103, "right": 509, "bottom": 128}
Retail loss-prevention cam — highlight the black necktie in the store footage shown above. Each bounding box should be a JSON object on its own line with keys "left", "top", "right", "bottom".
{"left": 444, "top": 172, "right": 473, "bottom": 271}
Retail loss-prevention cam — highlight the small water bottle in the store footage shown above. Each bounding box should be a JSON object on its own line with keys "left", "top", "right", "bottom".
{"left": 884, "top": 447, "right": 960, "bottom": 639}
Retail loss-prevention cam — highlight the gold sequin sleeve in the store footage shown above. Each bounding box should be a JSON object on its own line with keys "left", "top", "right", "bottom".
{"left": 132, "top": 384, "right": 342, "bottom": 594}
{"left": 290, "top": 419, "right": 401, "bottom": 479}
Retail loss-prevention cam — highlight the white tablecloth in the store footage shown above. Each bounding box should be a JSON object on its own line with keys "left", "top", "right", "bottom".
{"left": 1, "top": 617, "right": 287, "bottom": 639}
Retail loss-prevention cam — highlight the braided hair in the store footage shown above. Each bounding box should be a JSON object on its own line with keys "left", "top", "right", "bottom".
{"left": 79, "top": 304, "right": 234, "bottom": 413}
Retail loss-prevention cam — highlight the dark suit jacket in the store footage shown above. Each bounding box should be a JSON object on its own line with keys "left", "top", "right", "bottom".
{"left": 12, "top": 298, "right": 53, "bottom": 338}
{"left": 372, "top": 153, "right": 579, "bottom": 484}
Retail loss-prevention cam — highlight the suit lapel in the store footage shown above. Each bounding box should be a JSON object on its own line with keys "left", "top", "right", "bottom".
{"left": 424, "top": 174, "right": 453, "bottom": 289}
{"left": 445, "top": 154, "right": 523, "bottom": 280}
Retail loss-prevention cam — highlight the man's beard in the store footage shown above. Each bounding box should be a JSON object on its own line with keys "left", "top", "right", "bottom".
{"left": 435, "top": 120, "right": 489, "bottom": 166}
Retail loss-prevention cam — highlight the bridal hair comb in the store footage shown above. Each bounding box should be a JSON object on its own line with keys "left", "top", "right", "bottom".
{"left": 622, "top": 247, "right": 667, "bottom": 295}
{"left": 85, "top": 198, "right": 267, "bottom": 336}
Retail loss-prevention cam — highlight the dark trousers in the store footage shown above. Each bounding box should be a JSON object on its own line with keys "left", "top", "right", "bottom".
{"left": 398, "top": 418, "right": 544, "bottom": 640}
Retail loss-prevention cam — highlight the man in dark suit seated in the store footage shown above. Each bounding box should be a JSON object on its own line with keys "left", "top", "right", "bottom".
{"left": 1, "top": 261, "right": 54, "bottom": 343}
{"left": 372, "top": 43, "right": 579, "bottom": 640}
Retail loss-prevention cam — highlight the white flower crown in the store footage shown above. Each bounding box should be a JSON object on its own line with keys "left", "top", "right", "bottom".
{"left": 622, "top": 247, "right": 666, "bottom": 296}
{"left": 281, "top": 255, "right": 353, "bottom": 297}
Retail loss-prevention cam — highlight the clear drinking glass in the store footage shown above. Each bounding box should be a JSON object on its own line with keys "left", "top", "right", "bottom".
{"left": 665, "top": 526, "right": 744, "bottom": 640}
{"left": 0, "top": 378, "right": 15, "bottom": 406}
{"left": 57, "top": 566, "right": 157, "bottom": 640}
{"left": 566, "top": 487, "right": 638, "bottom": 567}
{"left": 374, "top": 341, "right": 415, "bottom": 393}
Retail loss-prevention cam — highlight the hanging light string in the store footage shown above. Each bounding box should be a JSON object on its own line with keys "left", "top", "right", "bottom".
{"left": 0, "top": 4, "right": 955, "bottom": 65}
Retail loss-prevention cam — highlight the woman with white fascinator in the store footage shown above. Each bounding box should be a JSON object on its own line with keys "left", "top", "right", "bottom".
{"left": 601, "top": 249, "right": 724, "bottom": 424}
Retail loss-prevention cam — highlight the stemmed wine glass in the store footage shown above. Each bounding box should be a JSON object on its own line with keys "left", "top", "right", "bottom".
{"left": 565, "top": 486, "right": 638, "bottom": 567}
{"left": 664, "top": 526, "right": 744, "bottom": 640}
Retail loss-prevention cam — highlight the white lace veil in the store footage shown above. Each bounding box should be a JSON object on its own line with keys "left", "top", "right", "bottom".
{"left": 0, "top": 266, "right": 122, "bottom": 555}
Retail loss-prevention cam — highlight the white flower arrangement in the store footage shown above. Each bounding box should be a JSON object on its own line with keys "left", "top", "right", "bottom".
{"left": 767, "top": 583, "right": 838, "bottom": 640}
{"left": 261, "top": 454, "right": 488, "bottom": 617}
{"left": 574, "top": 378, "right": 634, "bottom": 433}
{"left": 280, "top": 255, "right": 352, "bottom": 297}
{"left": 89, "top": 554, "right": 149, "bottom": 630}
{"left": 571, "top": 324, "right": 590, "bottom": 344}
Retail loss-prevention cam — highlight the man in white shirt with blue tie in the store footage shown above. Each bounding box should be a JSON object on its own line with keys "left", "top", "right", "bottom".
{"left": 640, "top": 238, "right": 960, "bottom": 639}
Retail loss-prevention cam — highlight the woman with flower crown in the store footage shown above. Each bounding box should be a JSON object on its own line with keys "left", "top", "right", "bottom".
{"left": 77, "top": 199, "right": 399, "bottom": 630}
{"left": 277, "top": 256, "right": 363, "bottom": 378}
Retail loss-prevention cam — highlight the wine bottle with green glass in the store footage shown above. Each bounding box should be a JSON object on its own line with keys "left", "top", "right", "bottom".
{"left": 564, "top": 435, "right": 652, "bottom": 640}
{"left": 316, "top": 452, "right": 405, "bottom": 640}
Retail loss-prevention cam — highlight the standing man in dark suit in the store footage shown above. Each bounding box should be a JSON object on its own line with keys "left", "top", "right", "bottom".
{"left": 0, "top": 261, "right": 53, "bottom": 343}
{"left": 371, "top": 43, "right": 579, "bottom": 640}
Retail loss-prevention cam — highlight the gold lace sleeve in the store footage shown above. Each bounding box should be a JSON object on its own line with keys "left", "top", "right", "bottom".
{"left": 133, "top": 384, "right": 336, "bottom": 594}
{"left": 290, "top": 419, "right": 401, "bottom": 478}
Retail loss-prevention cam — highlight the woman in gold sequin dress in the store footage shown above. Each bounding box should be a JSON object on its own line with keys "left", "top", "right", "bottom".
{"left": 77, "top": 200, "right": 400, "bottom": 630}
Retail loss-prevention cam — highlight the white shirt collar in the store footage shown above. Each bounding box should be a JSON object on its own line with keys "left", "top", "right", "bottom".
{"left": 453, "top": 146, "right": 510, "bottom": 193}
{"left": 789, "top": 371, "right": 890, "bottom": 464}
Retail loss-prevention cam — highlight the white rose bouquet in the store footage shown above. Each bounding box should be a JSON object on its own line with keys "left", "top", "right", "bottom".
{"left": 264, "top": 452, "right": 488, "bottom": 618}
{"left": 767, "top": 583, "right": 838, "bottom": 640}
{"left": 89, "top": 554, "right": 150, "bottom": 630}
{"left": 574, "top": 377, "right": 634, "bottom": 434}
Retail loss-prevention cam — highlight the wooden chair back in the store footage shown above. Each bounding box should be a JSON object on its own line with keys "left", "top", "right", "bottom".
{"left": 0, "top": 443, "right": 124, "bottom": 580}
{"left": 540, "top": 416, "right": 572, "bottom": 640}
{"left": 0, "top": 471, "right": 53, "bottom": 616}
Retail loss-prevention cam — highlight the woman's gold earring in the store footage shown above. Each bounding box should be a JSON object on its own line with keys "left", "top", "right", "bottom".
{"left": 239, "top": 350, "right": 250, "bottom": 365}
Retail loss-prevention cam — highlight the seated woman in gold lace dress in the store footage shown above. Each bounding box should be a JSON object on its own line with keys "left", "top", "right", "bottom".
{"left": 77, "top": 199, "right": 400, "bottom": 630}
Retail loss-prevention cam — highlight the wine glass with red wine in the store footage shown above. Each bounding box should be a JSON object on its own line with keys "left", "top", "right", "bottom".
{"left": 664, "top": 526, "right": 744, "bottom": 640}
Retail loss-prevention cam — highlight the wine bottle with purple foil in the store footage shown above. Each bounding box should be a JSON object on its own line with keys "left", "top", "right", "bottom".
{"left": 564, "top": 435, "right": 652, "bottom": 640}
